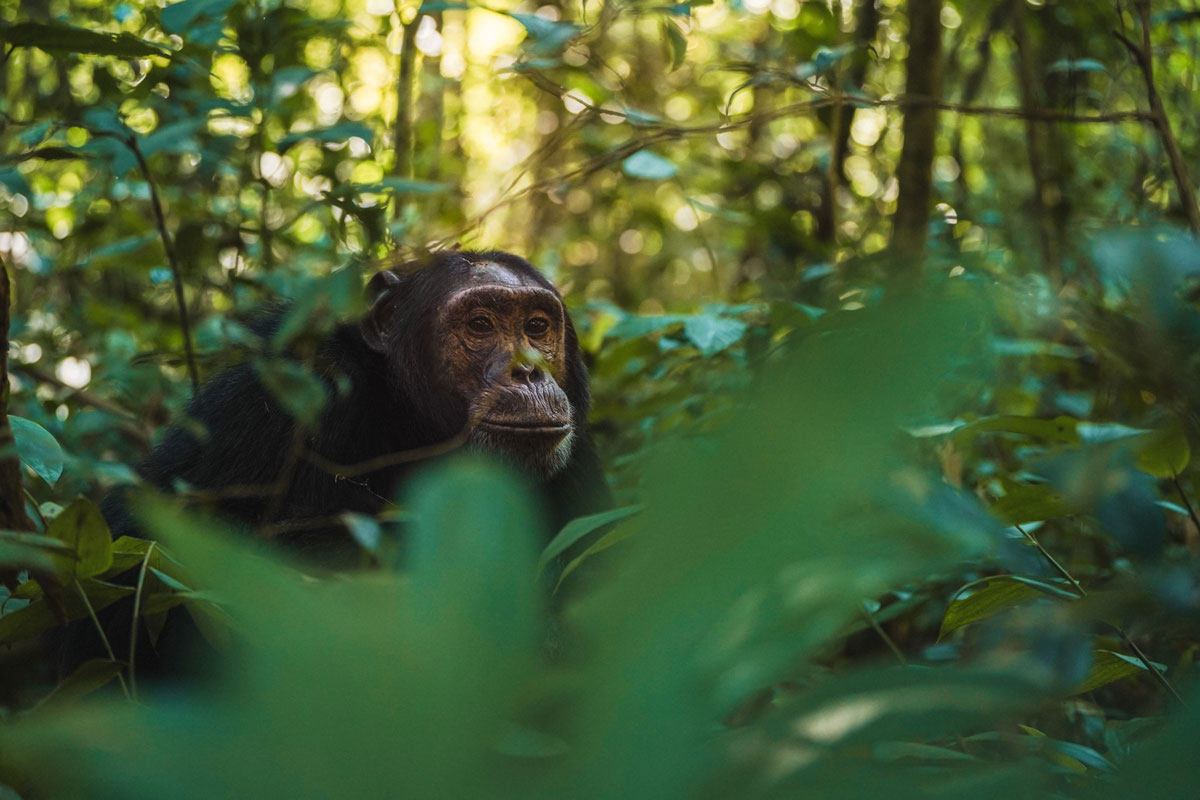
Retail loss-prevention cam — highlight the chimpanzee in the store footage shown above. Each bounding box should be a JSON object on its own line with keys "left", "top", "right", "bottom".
{"left": 104, "top": 249, "right": 609, "bottom": 559}
{"left": 61, "top": 250, "right": 608, "bottom": 680}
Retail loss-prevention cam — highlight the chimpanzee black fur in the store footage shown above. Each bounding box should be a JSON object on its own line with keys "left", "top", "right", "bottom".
{"left": 104, "top": 250, "right": 608, "bottom": 559}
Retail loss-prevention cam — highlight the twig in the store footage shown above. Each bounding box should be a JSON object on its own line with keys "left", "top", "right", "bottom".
{"left": 1114, "top": 1, "right": 1200, "bottom": 235}
{"left": 1171, "top": 473, "right": 1200, "bottom": 533}
{"left": 429, "top": 95, "right": 1155, "bottom": 249}
{"left": 862, "top": 604, "right": 907, "bottom": 665}
{"left": 128, "top": 541, "right": 156, "bottom": 701}
{"left": 74, "top": 579, "right": 131, "bottom": 699}
{"left": 126, "top": 134, "right": 200, "bottom": 391}
{"left": 1015, "top": 523, "right": 1185, "bottom": 706}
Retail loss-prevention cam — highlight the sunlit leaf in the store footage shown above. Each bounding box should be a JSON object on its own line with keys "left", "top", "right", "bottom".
{"left": 160, "top": 0, "right": 238, "bottom": 35}
{"left": 622, "top": 151, "right": 677, "bottom": 180}
{"left": 940, "top": 575, "right": 1074, "bottom": 640}
{"left": 1072, "top": 650, "right": 1161, "bottom": 696}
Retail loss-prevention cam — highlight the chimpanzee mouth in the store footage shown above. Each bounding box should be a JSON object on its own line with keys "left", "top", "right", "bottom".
{"left": 479, "top": 417, "right": 572, "bottom": 435}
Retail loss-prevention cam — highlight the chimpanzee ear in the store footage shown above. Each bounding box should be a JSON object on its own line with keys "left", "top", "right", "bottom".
{"left": 362, "top": 269, "right": 402, "bottom": 352}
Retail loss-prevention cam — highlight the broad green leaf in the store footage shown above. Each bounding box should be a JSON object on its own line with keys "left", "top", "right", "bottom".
{"left": 622, "top": 151, "right": 677, "bottom": 180}
{"left": 990, "top": 484, "right": 1073, "bottom": 525}
{"left": 46, "top": 498, "right": 112, "bottom": 579}
{"left": 35, "top": 659, "right": 126, "bottom": 708}
{"left": 8, "top": 415, "right": 65, "bottom": 485}
{"left": 663, "top": 21, "right": 687, "bottom": 69}
{"left": 939, "top": 575, "right": 1075, "bottom": 640}
{"left": 0, "top": 530, "right": 74, "bottom": 575}
{"left": 1133, "top": 423, "right": 1190, "bottom": 478}
{"left": 0, "top": 579, "right": 133, "bottom": 644}
{"left": 1072, "top": 650, "right": 1161, "bottom": 696}
{"left": 683, "top": 315, "right": 747, "bottom": 356}
{"left": 2, "top": 21, "right": 167, "bottom": 57}
{"left": 538, "top": 505, "right": 642, "bottom": 574}
{"left": 161, "top": 0, "right": 238, "bottom": 35}
{"left": 510, "top": 13, "right": 579, "bottom": 55}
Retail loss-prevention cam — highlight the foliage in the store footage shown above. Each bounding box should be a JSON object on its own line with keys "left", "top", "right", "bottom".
{"left": 2, "top": 0, "right": 1200, "bottom": 798}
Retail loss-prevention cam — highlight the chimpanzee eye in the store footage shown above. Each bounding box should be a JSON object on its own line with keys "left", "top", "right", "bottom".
{"left": 467, "top": 315, "right": 494, "bottom": 334}
{"left": 525, "top": 317, "right": 550, "bottom": 338}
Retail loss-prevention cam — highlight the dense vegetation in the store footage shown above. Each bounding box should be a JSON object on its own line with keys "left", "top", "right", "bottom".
{"left": 2, "top": 0, "right": 1199, "bottom": 797}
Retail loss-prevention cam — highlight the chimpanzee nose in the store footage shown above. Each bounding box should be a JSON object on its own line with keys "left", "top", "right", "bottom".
{"left": 511, "top": 362, "right": 544, "bottom": 384}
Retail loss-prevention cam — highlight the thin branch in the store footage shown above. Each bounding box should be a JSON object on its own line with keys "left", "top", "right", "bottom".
{"left": 126, "top": 134, "right": 200, "bottom": 391}
{"left": 1015, "top": 523, "right": 1185, "bottom": 706}
{"left": 75, "top": 579, "right": 131, "bottom": 699}
{"left": 128, "top": 541, "right": 157, "bottom": 701}
{"left": 1114, "top": 1, "right": 1200, "bottom": 235}
{"left": 1171, "top": 473, "right": 1200, "bottom": 533}
{"left": 862, "top": 604, "right": 907, "bottom": 665}
{"left": 429, "top": 95, "right": 1155, "bottom": 248}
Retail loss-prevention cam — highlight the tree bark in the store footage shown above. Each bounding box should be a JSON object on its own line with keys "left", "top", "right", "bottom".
{"left": 1011, "top": 0, "right": 1061, "bottom": 278}
{"left": 0, "top": 258, "right": 33, "bottom": 538}
{"left": 891, "top": 0, "right": 944, "bottom": 264}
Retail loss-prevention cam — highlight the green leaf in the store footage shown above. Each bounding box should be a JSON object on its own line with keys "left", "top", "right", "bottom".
{"left": 277, "top": 121, "right": 374, "bottom": 153}
{"left": 1047, "top": 58, "right": 1106, "bottom": 74}
{"left": 556, "top": 522, "right": 636, "bottom": 591}
{"left": 1072, "top": 650, "right": 1161, "bottom": 696}
{"left": 0, "top": 530, "right": 75, "bottom": 574}
{"left": 990, "top": 484, "right": 1074, "bottom": 525}
{"left": 538, "top": 505, "right": 642, "bottom": 575}
{"left": 1133, "top": 423, "right": 1191, "bottom": 478}
{"left": 46, "top": 498, "right": 113, "bottom": 579}
{"left": 663, "top": 21, "right": 687, "bottom": 69}
{"left": 957, "top": 414, "right": 1081, "bottom": 444}
{"left": 939, "top": 575, "right": 1075, "bottom": 640}
{"left": 510, "top": 13, "right": 579, "bottom": 56}
{"left": 622, "top": 151, "right": 677, "bottom": 180}
{"left": 36, "top": 658, "right": 126, "bottom": 708}
{"left": 8, "top": 415, "right": 65, "bottom": 485}
{"left": 252, "top": 359, "right": 330, "bottom": 429}
{"left": 0, "top": 579, "right": 133, "bottom": 644}
{"left": 683, "top": 315, "right": 747, "bottom": 356}
{"left": 2, "top": 21, "right": 168, "bottom": 57}
{"left": 326, "top": 177, "right": 451, "bottom": 198}
{"left": 160, "top": 0, "right": 238, "bottom": 35}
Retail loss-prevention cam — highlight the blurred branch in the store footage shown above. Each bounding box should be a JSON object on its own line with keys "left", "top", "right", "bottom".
{"left": 1115, "top": 1, "right": 1200, "bottom": 235}
{"left": 433, "top": 87, "right": 1155, "bottom": 248}
{"left": 125, "top": 134, "right": 201, "bottom": 391}
{"left": 891, "top": 0, "right": 944, "bottom": 263}
{"left": 392, "top": 2, "right": 424, "bottom": 220}
{"left": 1014, "top": 524, "right": 1186, "bottom": 707}
{"left": 1011, "top": 0, "right": 1062, "bottom": 278}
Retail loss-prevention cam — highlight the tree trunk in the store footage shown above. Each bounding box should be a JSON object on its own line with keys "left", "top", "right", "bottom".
{"left": 891, "top": 0, "right": 944, "bottom": 265}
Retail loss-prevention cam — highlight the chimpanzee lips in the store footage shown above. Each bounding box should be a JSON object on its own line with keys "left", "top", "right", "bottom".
{"left": 479, "top": 417, "right": 572, "bottom": 435}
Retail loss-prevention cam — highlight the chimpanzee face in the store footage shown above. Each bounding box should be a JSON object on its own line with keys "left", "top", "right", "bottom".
{"left": 361, "top": 256, "right": 579, "bottom": 480}
{"left": 434, "top": 261, "right": 576, "bottom": 478}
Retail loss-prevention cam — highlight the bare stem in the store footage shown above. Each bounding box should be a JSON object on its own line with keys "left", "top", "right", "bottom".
{"left": 74, "top": 579, "right": 131, "bottom": 699}
{"left": 1114, "top": 1, "right": 1200, "bottom": 235}
{"left": 126, "top": 134, "right": 200, "bottom": 391}
{"left": 1015, "top": 523, "right": 1185, "bottom": 706}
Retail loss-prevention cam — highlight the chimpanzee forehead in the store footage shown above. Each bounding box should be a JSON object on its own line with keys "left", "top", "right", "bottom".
{"left": 460, "top": 260, "right": 541, "bottom": 289}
